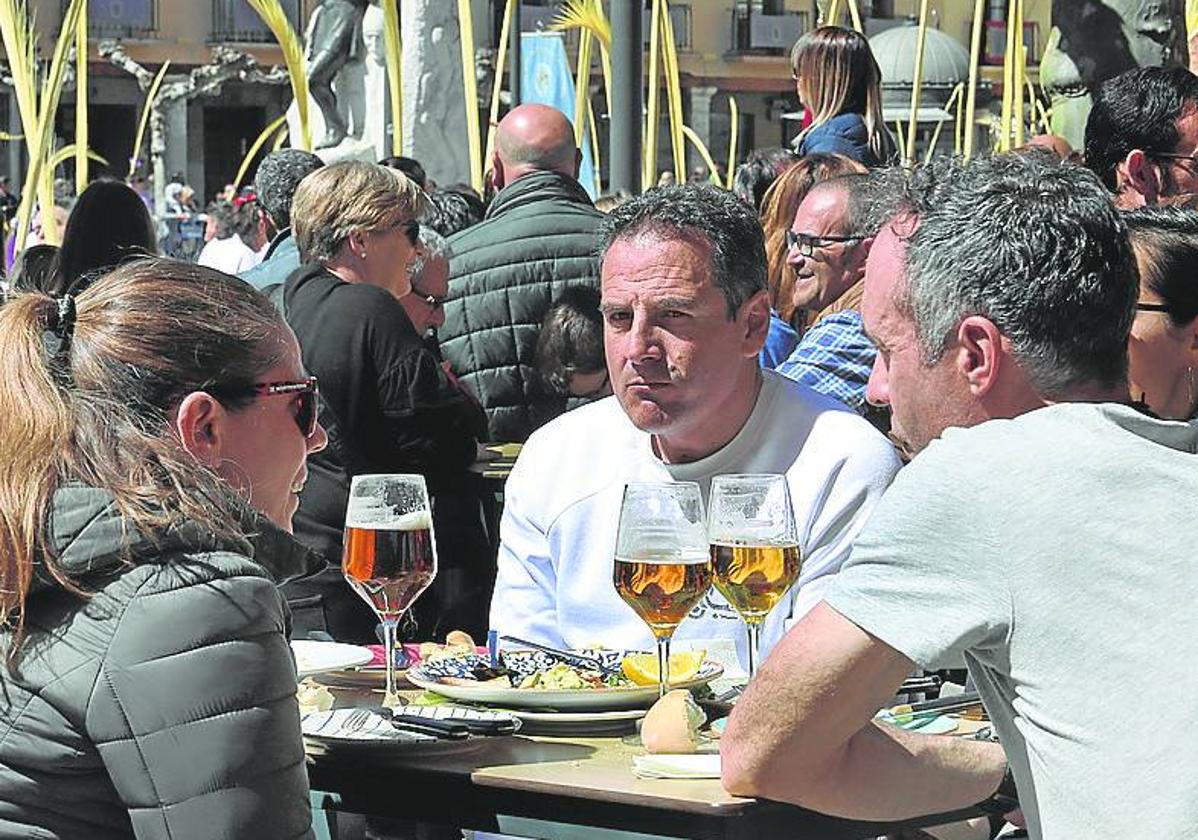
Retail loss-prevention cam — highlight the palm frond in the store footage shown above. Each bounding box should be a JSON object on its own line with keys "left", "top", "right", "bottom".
{"left": 660, "top": 0, "right": 685, "bottom": 181}
{"left": 381, "top": 0, "right": 402, "bottom": 155}
{"left": 550, "top": 0, "right": 610, "bottom": 50}
{"left": 234, "top": 113, "right": 289, "bottom": 190}
{"left": 681, "top": 125, "right": 719, "bottom": 185}
{"left": 48, "top": 143, "right": 107, "bottom": 170}
{"left": 74, "top": 0, "right": 88, "bottom": 194}
{"left": 457, "top": 0, "right": 483, "bottom": 192}
{"left": 12, "top": 0, "right": 85, "bottom": 249}
{"left": 128, "top": 60, "right": 170, "bottom": 180}
{"left": 725, "top": 96, "right": 739, "bottom": 191}
{"left": 245, "top": 0, "right": 311, "bottom": 151}
{"left": 484, "top": 0, "right": 516, "bottom": 170}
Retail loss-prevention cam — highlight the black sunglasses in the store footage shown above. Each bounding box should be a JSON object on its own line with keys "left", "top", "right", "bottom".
{"left": 209, "top": 377, "right": 320, "bottom": 439}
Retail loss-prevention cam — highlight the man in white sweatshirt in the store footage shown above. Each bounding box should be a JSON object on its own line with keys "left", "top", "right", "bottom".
{"left": 489, "top": 183, "right": 901, "bottom": 675}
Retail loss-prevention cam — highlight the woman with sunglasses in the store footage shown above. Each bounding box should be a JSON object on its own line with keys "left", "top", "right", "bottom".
{"left": 281, "top": 161, "right": 487, "bottom": 644}
{"left": 1123, "top": 206, "right": 1198, "bottom": 420}
{"left": 0, "top": 258, "right": 326, "bottom": 837}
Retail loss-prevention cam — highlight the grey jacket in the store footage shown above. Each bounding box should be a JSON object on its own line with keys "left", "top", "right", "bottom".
{"left": 0, "top": 485, "right": 319, "bottom": 839}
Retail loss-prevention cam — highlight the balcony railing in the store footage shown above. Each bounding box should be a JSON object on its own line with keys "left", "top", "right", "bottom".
{"left": 210, "top": 0, "right": 303, "bottom": 44}
{"left": 72, "top": 0, "right": 158, "bottom": 39}
{"left": 729, "top": 9, "right": 807, "bottom": 56}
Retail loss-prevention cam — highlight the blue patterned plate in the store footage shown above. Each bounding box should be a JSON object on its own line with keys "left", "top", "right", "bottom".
{"left": 406, "top": 649, "right": 724, "bottom": 711}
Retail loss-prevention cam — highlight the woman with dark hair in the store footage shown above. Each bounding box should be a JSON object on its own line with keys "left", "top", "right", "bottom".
{"left": 789, "top": 26, "right": 895, "bottom": 166}
{"left": 48, "top": 179, "right": 157, "bottom": 295}
{"left": 1124, "top": 206, "right": 1198, "bottom": 419}
{"left": 0, "top": 258, "right": 326, "bottom": 837}
{"left": 535, "top": 284, "right": 610, "bottom": 399}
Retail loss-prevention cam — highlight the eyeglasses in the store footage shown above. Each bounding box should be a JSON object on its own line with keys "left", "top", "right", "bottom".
{"left": 1152, "top": 152, "right": 1198, "bottom": 167}
{"left": 208, "top": 376, "right": 320, "bottom": 439}
{"left": 414, "top": 291, "right": 446, "bottom": 310}
{"left": 1135, "top": 301, "right": 1171, "bottom": 313}
{"left": 785, "top": 230, "right": 864, "bottom": 257}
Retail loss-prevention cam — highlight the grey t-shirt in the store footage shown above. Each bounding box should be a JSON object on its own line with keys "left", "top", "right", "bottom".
{"left": 825, "top": 403, "right": 1198, "bottom": 839}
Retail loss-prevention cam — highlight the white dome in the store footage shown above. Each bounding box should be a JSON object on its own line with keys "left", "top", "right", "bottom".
{"left": 869, "top": 23, "right": 971, "bottom": 106}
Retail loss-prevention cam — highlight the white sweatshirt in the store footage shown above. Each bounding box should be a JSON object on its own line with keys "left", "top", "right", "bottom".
{"left": 490, "top": 370, "right": 902, "bottom": 674}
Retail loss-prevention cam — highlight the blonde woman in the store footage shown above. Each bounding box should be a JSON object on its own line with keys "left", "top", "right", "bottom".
{"left": 790, "top": 26, "right": 895, "bottom": 167}
{"left": 281, "top": 161, "right": 487, "bottom": 644}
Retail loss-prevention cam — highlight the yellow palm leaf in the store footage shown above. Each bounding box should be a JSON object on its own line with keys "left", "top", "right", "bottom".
{"left": 234, "top": 113, "right": 289, "bottom": 191}
{"left": 457, "top": 0, "right": 483, "bottom": 193}
{"left": 725, "top": 96, "right": 739, "bottom": 191}
{"left": 381, "top": 0, "right": 402, "bottom": 155}
{"left": 12, "top": 0, "right": 85, "bottom": 250}
{"left": 48, "top": 144, "right": 108, "bottom": 170}
{"left": 484, "top": 0, "right": 516, "bottom": 171}
{"left": 74, "top": 0, "right": 89, "bottom": 194}
{"left": 681, "top": 125, "right": 719, "bottom": 184}
{"left": 550, "top": 0, "right": 610, "bottom": 50}
{"left": 1189, "top": 0, "right": 1198, "bottom": 40}
{"left": 245, "top": 0, "right": 311, "bottom": 151}
{"left": 127, "top": 60, "right": 170, "bottom": 180}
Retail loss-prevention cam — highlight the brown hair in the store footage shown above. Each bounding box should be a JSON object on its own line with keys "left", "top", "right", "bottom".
{"left": 0, "top": 258, "right": 290, "bottom": 651}
{"left": 791, "top": 26, "right": 895, "bottom": 165}
{"left": 759, "top": 153, "right": 867, "bottom": 324}
{"left": 292, "top": 160, "right": 427, "bottom": 262}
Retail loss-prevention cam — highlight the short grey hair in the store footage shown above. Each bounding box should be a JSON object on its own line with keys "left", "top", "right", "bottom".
{"left": 597, "top": 183, "right": 766, "bottom": 317}
{"left": 876, "top": 154, "right": 1137, "bottom": 396}
{"left": 407, "top": 226, "right": 448, "bottom": 287}
{"left": 803, "top": 173, "right": 876, "bottom": 237}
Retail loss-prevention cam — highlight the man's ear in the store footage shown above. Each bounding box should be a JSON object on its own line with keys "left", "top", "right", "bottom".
{"left": 954, "top": 316, "right": 1003, "bottom": 398}
{"left": 851, "top": 236, "right": 875, "bottom": 275}
{"left": 739, "top": 289, "right": 772, "bottom": 358}
{"left": 175, "top": 391, "right": 226, "bottom": 468}
{"left": 489, "top": 152, "right": 505, "bottom": 190}
{"left": 1120, "top": 149, "right": 1161, "bottom": 205}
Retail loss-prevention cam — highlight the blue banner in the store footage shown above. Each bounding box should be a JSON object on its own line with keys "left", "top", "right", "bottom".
{"left": 520, "top": 33, "right": 599, "bottom": 199}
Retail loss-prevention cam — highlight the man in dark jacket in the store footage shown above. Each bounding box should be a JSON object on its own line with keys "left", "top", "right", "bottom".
{"left": 440, "top": 103, "right": 604, "bottom": 443}
{"left": 240, "top": 149, "right": 324, "bottom": 290}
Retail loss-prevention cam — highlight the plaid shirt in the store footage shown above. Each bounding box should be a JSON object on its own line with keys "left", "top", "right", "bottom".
{"left": 777, "top": 310, "right": 876, "bottom": 412}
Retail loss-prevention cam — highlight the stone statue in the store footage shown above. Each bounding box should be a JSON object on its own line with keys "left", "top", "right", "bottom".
{"left": 306, "top": 0, "right": 369, "bottom": 148}
{"left": 1042, "top": 0, "right": 1186, "bottom": 148}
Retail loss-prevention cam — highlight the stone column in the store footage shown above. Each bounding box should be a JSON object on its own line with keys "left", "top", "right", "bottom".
{"left": 163, "top": 97, "right": 189, "bottom": 187}
{"left": 687, "top": 85, "right": 719, "bottom": 178}
{"left": 402, "top": 0, "right": 471, "bottom": 187}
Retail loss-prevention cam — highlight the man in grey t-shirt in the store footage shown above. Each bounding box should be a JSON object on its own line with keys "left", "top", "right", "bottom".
{"left": 721, "top": 154, "right": 1198, "bottom": 838}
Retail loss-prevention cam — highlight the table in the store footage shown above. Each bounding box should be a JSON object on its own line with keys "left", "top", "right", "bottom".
{"left": 307, "top": 729, "right": 982, "bottom": 840}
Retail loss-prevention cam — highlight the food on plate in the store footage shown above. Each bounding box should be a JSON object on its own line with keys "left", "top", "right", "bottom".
{"left": 445, "top": 630, "right": 476, "bottom": 648}
{"left": 620, "top": 650, "right": 706, "bottom": 687}
{"left": 516, "top": 662, "right": 629, "bottom": 689}
{"left": 418, "top": 629, "right": 478, "bottom": 663}
{"left": 641, "top": 689, "right": 707, "bottom": 753}
{"left": 296, "top": 680, "right": 334, "bottom": 715}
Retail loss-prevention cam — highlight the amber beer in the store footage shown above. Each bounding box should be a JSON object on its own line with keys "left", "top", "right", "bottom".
{"left": 342, "top": 510, "right": 435, "bottom": 619}
{"left": 710, "top": 541, "right": 802, "bottom": 623}
{"left": 613, "top": 553, "right": 713, "bottom": 638}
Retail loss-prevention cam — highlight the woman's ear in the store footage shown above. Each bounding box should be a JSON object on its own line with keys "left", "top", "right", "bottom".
{"left": 174, "top": 391, "right": 225, "bottom": 467}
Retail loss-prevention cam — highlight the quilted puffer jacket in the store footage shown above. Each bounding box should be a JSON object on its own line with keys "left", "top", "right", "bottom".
{"left": 0, "top": 485, "right": 319, "bottom": 839}
{"left": 440, "top": 170, "right": 604, "bottom": 443}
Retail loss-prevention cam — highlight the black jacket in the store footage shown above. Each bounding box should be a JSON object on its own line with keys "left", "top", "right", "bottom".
{"left": 280, "top": 263, "right": 487, "bottom": 642}
{"left": 440, "top": 170, "right": 604, "bottom": 442}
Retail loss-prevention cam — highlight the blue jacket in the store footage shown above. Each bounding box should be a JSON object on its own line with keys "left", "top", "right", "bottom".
{"left": 240, "top": 230, "right": 301, "bottom": 291}
{"left": 793, "top": 113, "right": 881, "bottom": 167}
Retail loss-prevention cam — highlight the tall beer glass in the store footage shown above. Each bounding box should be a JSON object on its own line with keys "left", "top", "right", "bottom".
{"left": 708, "top": 474, "right": 801, "bottom": 678}
{"left": 343, "top": 474, "right": 437, "bottom": 707}
{"left": 614, "top": 482, "right": 712, "bottom": 697}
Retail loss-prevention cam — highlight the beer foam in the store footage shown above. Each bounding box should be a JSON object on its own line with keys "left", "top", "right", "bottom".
{"left": 345, "top": 507, "right": 433, "bottom": 531}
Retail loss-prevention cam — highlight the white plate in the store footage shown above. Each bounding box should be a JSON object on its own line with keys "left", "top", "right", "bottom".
{"left": 301, "top": 706, "right": 519, "bottom": 755}
{"left": 291, "top": 640, "right": 374, "bottom": 679}
{"left": 406, "top": 649, "right": 724, "bottom": 711}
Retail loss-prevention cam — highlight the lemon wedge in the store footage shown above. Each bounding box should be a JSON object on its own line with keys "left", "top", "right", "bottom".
{"left": 621, "top": 651, "right": 706, "bottom": 686}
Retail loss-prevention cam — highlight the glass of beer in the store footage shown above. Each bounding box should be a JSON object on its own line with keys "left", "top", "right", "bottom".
{"left": 614, "top": 482, "right": 712, "bottom": 697}
{"left": 708, "top": 473, "right": 801, "bottom": 678}
{"left": 343, "top": 473, "right": 437, "bottom": 707}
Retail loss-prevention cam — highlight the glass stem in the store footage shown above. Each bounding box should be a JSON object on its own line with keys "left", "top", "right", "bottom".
{"left": 382, "top": 617, "right": 400, "bottom": 708}
{"left": 656, "top": 635, "right": 672, "bottom": 698}
{"left": 746, "top": 622, "right": 762, "bottom": 680}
